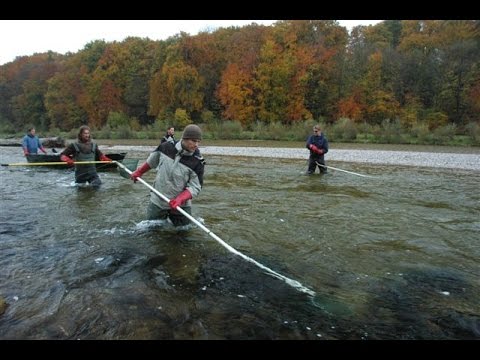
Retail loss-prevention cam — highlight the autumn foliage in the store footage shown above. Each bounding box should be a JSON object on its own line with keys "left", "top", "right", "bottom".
{"left": 0, "top": 20, "right": 479, "bottom": 134}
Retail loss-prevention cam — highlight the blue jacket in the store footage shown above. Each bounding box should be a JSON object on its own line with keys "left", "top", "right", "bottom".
{"left": 22, "top": 134, "right": 43, "bottom": 154}
{"left": 306, "top": 133, "right": 329, "bottom": 158}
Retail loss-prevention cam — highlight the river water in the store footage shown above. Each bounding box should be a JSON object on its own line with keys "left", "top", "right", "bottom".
{"left": 1, "top": 146, "right": 479, "bottom": 339}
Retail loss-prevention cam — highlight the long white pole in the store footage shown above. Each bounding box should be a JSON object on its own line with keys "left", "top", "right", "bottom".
{"left": 316, "top": 161, "right": 373, "bottom": 178}
{"left": 115, "top": 161, "right": 315, "bottom": 297}
{"left": 1, "top": 161, "right": 112, "bottom": 167}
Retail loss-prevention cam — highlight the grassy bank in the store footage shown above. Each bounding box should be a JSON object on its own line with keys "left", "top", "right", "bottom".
{"left": 4, "top": 119, "right": 480, "bottom": 147}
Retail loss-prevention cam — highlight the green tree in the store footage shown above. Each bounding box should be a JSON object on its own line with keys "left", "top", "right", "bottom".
{"left": 174, "top": 108, "right": 191, "bottom": 128}
{"left": 253, "top": 38, "right": 291, "bottom": 123}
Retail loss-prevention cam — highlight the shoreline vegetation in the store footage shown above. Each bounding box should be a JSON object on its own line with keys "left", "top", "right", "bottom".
{"left": 2, "top": 117, "right": 479, "bottom": 150}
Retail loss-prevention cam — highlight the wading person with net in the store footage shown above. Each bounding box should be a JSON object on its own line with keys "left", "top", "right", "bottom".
{"left": 60, "top": 125, "right": 112, "bottom": 188}
{"left": 155, "top": 125, "right": 205, "bottom": 164}
{"left": 306, "top": 125, "right": 329, "bottom": 174}
{"left": 130, "top": 124, "right": 204, "bottom": 227}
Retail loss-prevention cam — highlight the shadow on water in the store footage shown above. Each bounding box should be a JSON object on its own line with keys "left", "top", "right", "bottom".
{"left": 362, "top": 266, "right": 480, "bottom": 339}
{"left": 1, "top": 148, "right": 480, "bottom": 339}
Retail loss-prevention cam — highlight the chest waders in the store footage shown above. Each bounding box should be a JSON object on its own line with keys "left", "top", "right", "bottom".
{"left": 307, "top": 136, "right": 327, "bottom": 174}
{"left": 73, "top": 143, "right": 101, "bottom": 185}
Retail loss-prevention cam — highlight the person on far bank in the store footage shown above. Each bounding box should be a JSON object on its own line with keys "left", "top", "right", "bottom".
{"left": 130, "top": 124, "right": 205, "bottom": 227}
{"left": 306, "top": 125, "right": 329, "bottom": 174}
{"left": 22, "top": 127, "right": 47, "bottom": 156}
{"left": 161, "top": 126, "right": 176, "bottom": 145}
{"left": 60, "top": 125, "right": 112, "bottom": 188}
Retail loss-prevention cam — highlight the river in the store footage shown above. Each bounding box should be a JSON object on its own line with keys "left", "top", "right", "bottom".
{"left": 0, "top": 146, "right": 479, "bottom": 339}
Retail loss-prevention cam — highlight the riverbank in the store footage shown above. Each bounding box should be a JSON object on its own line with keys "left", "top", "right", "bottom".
{"left": 97, "top": 144, "right": 480, "bottom": 171}
{"left": 2, "top": 138, "right": 479, "bottom": 171}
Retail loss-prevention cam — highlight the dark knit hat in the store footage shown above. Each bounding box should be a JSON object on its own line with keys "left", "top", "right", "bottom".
{"left": 182, "top": 124, "right": 202, "bottom": 140}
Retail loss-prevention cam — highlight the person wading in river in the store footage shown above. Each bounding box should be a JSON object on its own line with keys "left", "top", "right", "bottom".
{"left": 131, "top": 124, "right": 205, "bottom": 227}
{"left": 155, "top": 125, "right": 205, "bottom": 164}
{"left": 60, "top": 125, "right": 112, "bottom": 188}
{"left": 160, "top": 126, "right": 176, "bottom": 145}
{"left": 306, "top": 125, "right": 329, "bottom": 174}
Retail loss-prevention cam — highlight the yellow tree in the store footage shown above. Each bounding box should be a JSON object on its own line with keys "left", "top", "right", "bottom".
{"left": 150, "top": 60, "right": 204, "bottom": 119}
{"left": 287, "top": 20, "right": 348, "bottom": 121}
{"left": 216, "top": 63, "right": 255, "bottom": 126}
{"left": 78, "top": 43, "right": 129, "bottom": 128}
{"left": 285, "top": 43, "right": 315, "bottom": 122}
{"left": 253, "top": 38, "right": 292, "bottom": 123}
{"left": 362, "top": 51, "right": 400, "bottom": 123}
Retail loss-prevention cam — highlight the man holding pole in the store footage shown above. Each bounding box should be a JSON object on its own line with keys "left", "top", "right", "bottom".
{"left": 306, "top": 125, "right": 329, "bottom": 175}
{"left": 130, "top": 124, "right": 204, "bottom": 227}
{"left": 60, "top": 125, "right": 111, "bottom": 187}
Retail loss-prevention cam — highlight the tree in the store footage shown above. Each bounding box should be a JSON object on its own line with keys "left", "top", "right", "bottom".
{"left": 149, "top": 60, "right": 204, "bottom": 119}
{"left": 217, "top": 63, "right": 255, "bottom": 126}
{"left": 253, "top": 38, "right": 291, "bottom": 123}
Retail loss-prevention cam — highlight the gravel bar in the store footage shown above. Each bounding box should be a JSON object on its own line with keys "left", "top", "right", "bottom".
{"left": 103, "top": 145, "right": 480, "bottom": 171}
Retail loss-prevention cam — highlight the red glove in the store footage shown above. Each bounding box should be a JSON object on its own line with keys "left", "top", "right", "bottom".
{"left": 60, "top": 154, "right": 74, "bottom": 166}
{"left": 99, "top": 154, "right": 112, "bottom": 162}
{"left": 309, "top": 144, "right": 323, "bottom": 155}
{"left": 169, "top": 189, "right": 192, "bottom": 210}
{"left": 130, "top": 162, "right": 150, "bottom": 183}
{"left": 23, "top": 149, "right": 29, "bottom": 156}
{"left": 40, "top": 147, "right": 47, "bottom": 154}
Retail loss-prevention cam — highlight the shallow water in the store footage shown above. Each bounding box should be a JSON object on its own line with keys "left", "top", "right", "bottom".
{"left": 1, "top": 147, "right": 479, "bottom": 339}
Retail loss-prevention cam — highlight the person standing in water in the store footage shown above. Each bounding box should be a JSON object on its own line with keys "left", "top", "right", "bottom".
{"left": 131, "top": 124, "right": 205, "bottom": 227}
{"left": 306, "top": 125, "right": 329, "bottom": 174}
{"left": 60, "top": 125, "right": 112, "bottom": 187}
{"left": 160, "top": 126, "right": 176, "bottom": 145}
{"left": 155, "top": 125, "right": 205, "bottom": 164}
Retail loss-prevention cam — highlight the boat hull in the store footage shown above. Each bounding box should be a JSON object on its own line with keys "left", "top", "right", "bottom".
{"left": 26, "top": 152, "right": 127, "bottom": 170}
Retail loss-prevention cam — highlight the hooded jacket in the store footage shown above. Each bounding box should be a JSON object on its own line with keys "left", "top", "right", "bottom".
{"left": 145, "top": 141, "right": 204, "bottom": 209}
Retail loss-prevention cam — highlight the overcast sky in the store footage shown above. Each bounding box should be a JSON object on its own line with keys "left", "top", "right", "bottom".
{"left": 0, "top": 20, "right": 382, "bottom": 66}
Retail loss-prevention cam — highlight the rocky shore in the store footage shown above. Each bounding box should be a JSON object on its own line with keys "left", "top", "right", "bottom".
{"left": 2, "top": 137, "right": 477, "bottom": 171}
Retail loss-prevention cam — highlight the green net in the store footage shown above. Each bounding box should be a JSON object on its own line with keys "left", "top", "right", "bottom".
{"left": 117, "top": 158, "right": 139, "bottom": 179}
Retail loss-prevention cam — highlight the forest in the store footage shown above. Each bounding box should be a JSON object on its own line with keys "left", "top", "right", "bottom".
{"left": 0, "top": 20, "right": 479, "bottom": 145}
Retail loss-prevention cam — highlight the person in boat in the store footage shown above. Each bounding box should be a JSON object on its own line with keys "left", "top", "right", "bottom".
{"left": 60, "top": 125, "right": 112, "bottom": 187}
{"left": 131, "top": 124, "right": 205, "bottom": 227}
{"left": 22, "top": 127, "right": 47, "bottom": 156}
{"left": 306, "top": 125, "right": 329, "bottom": 174}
